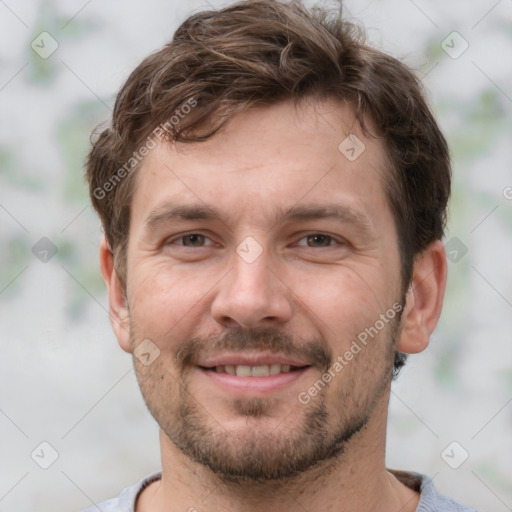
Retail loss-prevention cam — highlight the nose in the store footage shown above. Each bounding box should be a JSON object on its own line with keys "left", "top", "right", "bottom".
{"left": 211, "top": 246, "right": 293, "bottom": 329}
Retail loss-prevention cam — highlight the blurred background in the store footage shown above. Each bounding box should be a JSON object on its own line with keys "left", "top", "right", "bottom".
{"left": 0, "top": 0, "right": 511, "bottom": 510}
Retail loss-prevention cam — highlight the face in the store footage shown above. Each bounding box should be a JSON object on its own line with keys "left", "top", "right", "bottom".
{"left": 121, "top": 98, "right": 405, "bottom": 481}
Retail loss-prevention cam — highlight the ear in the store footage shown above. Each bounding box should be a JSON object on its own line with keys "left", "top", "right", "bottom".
{"left": 99, "top": 238, "right": 132, "bottom": 353}
{"left": 397, "top": 240, "right": 447, "bottom": 354}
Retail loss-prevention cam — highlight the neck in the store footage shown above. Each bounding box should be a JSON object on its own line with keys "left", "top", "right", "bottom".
{"left": 137, "top": 396, "right": 419, "bottom": 512}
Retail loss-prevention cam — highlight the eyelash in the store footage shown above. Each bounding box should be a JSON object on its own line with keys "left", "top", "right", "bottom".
{"left": 167, "top": 232, "right": 345, "bottom": 249}
{"left": 295, "top": 234, "right": 340, "bottom": 247}
{"left": 169, "top": 233, "right": 215, "bottom": 247}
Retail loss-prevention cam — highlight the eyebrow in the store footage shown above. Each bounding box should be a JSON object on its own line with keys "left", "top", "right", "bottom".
{"left": 145, "top": 202, "right": 221, "bottom": 232}
{"left": 144, "top": 201, "right": 375, "bottom": 238}
{"left": 275, "top": 204, "right": 374, "bottom": 236}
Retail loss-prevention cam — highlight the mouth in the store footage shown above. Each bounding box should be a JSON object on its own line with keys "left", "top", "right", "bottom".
{"left": 196, "top": 356, "right": 312, "bottom": 396}
{"left": 200, "top": 363, "right": 306, "bottom": 377}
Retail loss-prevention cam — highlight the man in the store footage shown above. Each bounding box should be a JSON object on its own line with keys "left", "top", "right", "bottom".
{"left": 83, "top": 1, "right": 480, "bottom": 511}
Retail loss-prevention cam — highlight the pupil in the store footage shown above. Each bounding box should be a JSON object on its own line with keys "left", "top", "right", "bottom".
{"left": 309, "top": 235, "right": 329, "bottom": 247}
{"left": 187, "top": 234, "right": 203, "bottom": 246}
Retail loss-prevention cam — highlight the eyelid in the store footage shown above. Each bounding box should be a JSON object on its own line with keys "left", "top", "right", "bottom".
{"left": 166, "top": 232, "right": 215, "bottom": 246}
{"left": 293, "top": 232, "right": 347, "bottom": 247}
{"left": 163, "top": 231, "right": 347, "bottom": 248}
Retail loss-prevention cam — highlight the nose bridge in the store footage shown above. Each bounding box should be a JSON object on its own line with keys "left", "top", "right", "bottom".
{"left": 211, "top": 240, "right": 292, "bottom": 328}
{"left": 233, "top": 243, "right": 271, "bottom": 292}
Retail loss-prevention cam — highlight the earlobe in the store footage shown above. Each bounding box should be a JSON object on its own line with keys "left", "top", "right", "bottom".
{"left": 397, "top": 240, "right": 447, "bottom": 355}
{"left": 99, "top": 238, "right": 132, "bottom": 353}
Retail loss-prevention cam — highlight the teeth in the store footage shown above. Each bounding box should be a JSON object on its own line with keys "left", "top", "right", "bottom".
{"left": 269, "top": 363, "right": 281, "bottom": 375}
{"left": 251, "top": 365, "right": 270, "bottom": 377}
{"left": 212, "top": 364, "right": 297, "bottom": 376}
{"left": 235, "top": 365, "right": 252, "bottom": 377}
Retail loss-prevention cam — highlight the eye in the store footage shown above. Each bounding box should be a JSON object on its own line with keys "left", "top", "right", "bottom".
{"left": 170, "top": 233, "right": 213, "bottom": 247}
{"left": 296, "top": 234, "right": 339, "bottom": 248}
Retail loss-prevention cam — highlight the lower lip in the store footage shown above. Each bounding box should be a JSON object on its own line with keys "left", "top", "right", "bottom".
{"left": 198, "top": 367, "right": 311, "bottom": 396}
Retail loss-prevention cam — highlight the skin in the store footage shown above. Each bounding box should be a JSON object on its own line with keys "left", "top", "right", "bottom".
{"left": 100, "top": 97, "right": 447, "bottom": 512}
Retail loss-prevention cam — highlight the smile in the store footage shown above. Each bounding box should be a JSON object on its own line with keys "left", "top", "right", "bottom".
{"left": 197, "top": 361, "right": 311, "bottom": 396}
{"left": 204, "top": 364, "right": 302, "bottom": 377}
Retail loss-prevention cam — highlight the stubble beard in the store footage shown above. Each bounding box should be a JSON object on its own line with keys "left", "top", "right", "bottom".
{"left": 133, "top": 321, "right": 399, "bottom": 483}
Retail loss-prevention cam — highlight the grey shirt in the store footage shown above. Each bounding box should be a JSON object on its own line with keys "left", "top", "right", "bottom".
{"left": 80, "top": 470, "right": 481, "bottom": 511}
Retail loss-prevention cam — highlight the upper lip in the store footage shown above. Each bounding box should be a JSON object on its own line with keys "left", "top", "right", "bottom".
{"left": 198, "top": 352, "right": 311, "bottom": 368}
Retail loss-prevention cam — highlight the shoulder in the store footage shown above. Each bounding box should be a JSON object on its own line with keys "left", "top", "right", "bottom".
{"left": 389, "top": 469, "right": 482, "bottom": 512}
{"left": 78, "top": 472, "right": 162, "bottom": 512}
{"left": 417, "top": 474, "right": 481, "bottom": 512}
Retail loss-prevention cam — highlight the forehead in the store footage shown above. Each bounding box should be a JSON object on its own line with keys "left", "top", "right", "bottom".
{"left": 130, "top": 98, "right": 391, "bottom": 229}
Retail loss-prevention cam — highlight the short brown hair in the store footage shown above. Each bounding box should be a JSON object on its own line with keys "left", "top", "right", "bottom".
{"left": 86, "top": 0, "right": 450, "bottom": 357}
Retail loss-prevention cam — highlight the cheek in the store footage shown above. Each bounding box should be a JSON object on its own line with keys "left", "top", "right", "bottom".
{"left": 288, "top": 264, "right": 396, "bottom": 351}
{"left": 127, "top": 260, "right": 215, "bottom": 344}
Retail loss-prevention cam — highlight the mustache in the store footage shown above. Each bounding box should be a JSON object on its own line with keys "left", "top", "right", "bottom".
{"left": 176, "top": 327, "right": 332, "bottom": 371}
